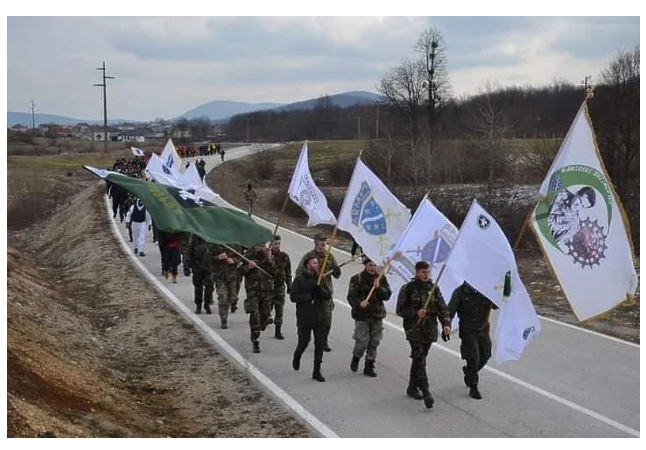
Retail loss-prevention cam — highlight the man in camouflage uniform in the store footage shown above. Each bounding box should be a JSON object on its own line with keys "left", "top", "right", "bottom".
{"left": 179, "top": 232, "right": 191, "bottom": 277}
{"left": 211, "top": 243, "right": 241, "bottom": 329}
{"left": 230, "top": 246, "right": 247, "bottom": 314}
{"left": 185, "top": 234, "right": 215, "bottom": 315}
{"left": 396, "top": 261, "right": 451, "bottom": 409}
{"left": 448, "top": 281, "right": 499, "bottom": 400}
{"left": 270, "top": 235, "right": 292, "bottom": 340}
{"left": 295, "top": 233, "right": 341, "bottom": 352}
{"left": 244, "top": 183, "right": 258, "bottom": 217}
{"left": 243, "top": 244, "right": 275, "bottom": 353}
{"left": 347, "top": 257, "right": 392, "bottom": 377}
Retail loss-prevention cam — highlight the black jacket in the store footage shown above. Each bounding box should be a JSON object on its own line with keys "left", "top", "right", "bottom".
{"left": 290, "top": 271, "right": 331, "bottom": 324}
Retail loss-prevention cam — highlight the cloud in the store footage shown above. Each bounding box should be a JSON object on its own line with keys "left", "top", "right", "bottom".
{"left": 6, "top": 16, "right": 639, "bottom": 121}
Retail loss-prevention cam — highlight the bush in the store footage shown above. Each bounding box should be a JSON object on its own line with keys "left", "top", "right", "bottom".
{"left": 327, "top": 159, "right": 355, "bottom": 186}
{"left": 250, "top": 144, "right": 276, "bottom": 180}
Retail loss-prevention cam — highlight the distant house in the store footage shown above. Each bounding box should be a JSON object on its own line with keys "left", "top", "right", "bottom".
{"left": 121, "top": 132, "right": 145, "bottom": 143}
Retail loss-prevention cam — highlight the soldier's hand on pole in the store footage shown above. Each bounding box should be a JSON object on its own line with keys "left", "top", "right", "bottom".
{"left": 226, "top": 258, "right": 234, "bottom": 265}
{"left": 248, "top": 260, "right": 258, "bottom": 270}
{"left": 417, "top": 308, "right": 428, "bottom": 320}
{"left": 360, "top": 299, "right": 369, "bottom": 309}
{"left": 218, "top": 252, "right": 228, "bottom": 260}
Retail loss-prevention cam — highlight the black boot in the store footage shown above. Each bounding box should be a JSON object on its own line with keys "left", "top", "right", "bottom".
{"left": 252, "top": 340, "right": 260, "bottom": 353}
{"left": 275, "top": 325, "right": 284, "bottom": 340}
{"left": 292, "top": 352, "right": 301, "bottom": 371}
{"left": 350, "top": 356, "right": 360, "bottom": 372}
{"left": 469, "top": 385, "right": 482, "bottom": 400}
{"left": 363, "top": 360, "right": 377, "bottom": 377}
{"left": 204, "top": 304, "right": 212, "bottom": 314}
{"left": 421, "top": 388, "right": 435, "bottom": 409}
{"left": 312, "top": 361, "right": 325, "bottom": 382}
{"left": 406, "top": 385, "right": 424, "bottom": 400}
{"left": 323, "top": 343, "right": 332, "bottom": 352}
{"left": 462, "top": 366, "right": 469, "bottom": 387}
{"left": 195, "top": 304, "right": 202, "bottom": 314}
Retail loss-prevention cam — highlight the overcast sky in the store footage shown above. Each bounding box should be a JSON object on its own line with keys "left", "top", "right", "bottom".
{"left": 6, "top": 15, "right": 640, "bottom": 122}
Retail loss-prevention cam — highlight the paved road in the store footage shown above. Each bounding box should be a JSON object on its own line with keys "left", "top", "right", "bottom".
{"left": 109, "top": 145, "right": 639, "bottom": 438}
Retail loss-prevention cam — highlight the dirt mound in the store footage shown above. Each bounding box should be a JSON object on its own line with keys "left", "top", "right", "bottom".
{"left": 7, "top": 184, "right": 310, "bottom": 437}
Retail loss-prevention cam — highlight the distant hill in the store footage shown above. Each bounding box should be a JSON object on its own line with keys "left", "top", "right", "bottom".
{"left": 7, "top": 112, "right": 135, "bottom": 127}
{"left": 274, "top": 90, "right": 385, "bottom": 112}
{"left": 179, "top": 100, "right": 284, "bottom": 121}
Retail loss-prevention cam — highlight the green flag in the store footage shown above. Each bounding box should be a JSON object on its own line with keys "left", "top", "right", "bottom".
{"left": 85, "top": 166, "right": 273, "bottom": 248}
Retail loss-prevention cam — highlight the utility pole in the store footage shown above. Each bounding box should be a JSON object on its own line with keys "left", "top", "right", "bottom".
{"left": 355, "top": 116, "right": 362, "bottom": 140}
{"left": 583, "top": 75, "right": 594, "bottom": 99}
{"left": 375, "top": 104, "right": 379, "bottom": 139}
{"left": 94, "top": 61, "right": 115, "bottom": 152}
{"left": 245, "top": 118, "right": 251, "bottom": 143}
{"left": 29, "top": 100, "right": 35, "bottom": 130}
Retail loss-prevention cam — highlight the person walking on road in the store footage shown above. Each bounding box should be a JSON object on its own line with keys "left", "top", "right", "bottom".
{"left": 290, "top": 256, "right": 331, "bottom": 382}
{"left": 396, "top": 260, "right": 451, "bottom": 409}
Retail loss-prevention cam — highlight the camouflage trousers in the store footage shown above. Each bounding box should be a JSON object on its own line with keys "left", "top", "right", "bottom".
{"left": 215, "top": 275, "right": 237, "bottom": 321}
{"left": 352, "top": 319, "right": 384, "bottom": 362}
{"left": 272, "top": 289, "right": 286, "bottom": 327}
{"left": 244, "top": 292, "right": 273, "bottom": 342}
{"left": 408, "top": 340, "right": 433, "bottom": 391}
{"left": 460, "top": 331, "right": 492, "bottom": 387}
{"left": 192, "top": 269, "right": 214, "bottom": 307}
{"left": 323, "top": 298, "right": 335, "bottom": 346}
{"left": 231, "top": 272, "right": 243, "bottom": 310}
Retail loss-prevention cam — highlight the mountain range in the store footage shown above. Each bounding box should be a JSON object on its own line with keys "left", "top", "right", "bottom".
{"left": 8, "top": 90, "right": 384, "bottom": 127}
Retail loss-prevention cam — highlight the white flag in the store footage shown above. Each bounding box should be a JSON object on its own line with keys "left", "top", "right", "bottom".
{"left": 131, "top": 147, "right": 145, "bottom": 157}
{"left": 145, "top": 153, "right": 180, "bottom": 186}
{"left": 386, "top": 197, "right": 462, "bottom": 315}
{"left": 160, "top": 138, "right": 181, "bottom": 172}
{"left": 445, "top": 200, "right": 541, "bottom": 365}
{"left": 337, "top": 158, "right": 410, "bottom": 263}
{"left": 529, "top": 101, "right": 638, "bottom": 321}
{"left": 178, "top": 162, "right": 203, "bottom": 190}
{"left": 287, "top": 142, "right": 336, "bottom": 226}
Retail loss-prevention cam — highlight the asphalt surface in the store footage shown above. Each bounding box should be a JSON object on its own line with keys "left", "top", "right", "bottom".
{"left": 109, "top": 145, "right": 640, "bottom": 438}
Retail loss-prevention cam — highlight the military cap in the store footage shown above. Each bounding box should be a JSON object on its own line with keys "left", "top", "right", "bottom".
{"left": 314, "top": 233, "right": 327, "bottom": 241}
{"left": 362, "top": 257, "right": 373, "bottom": 264}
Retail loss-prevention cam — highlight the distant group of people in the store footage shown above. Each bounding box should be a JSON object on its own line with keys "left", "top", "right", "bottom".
{"left": 112, "top": 156, "right": 148, "bottom": 178}
{"left": 176, "top": 142, "right": 223, "bottom": 159}
{"left": 105, "top": 153, "right": 500, "bottom": 411}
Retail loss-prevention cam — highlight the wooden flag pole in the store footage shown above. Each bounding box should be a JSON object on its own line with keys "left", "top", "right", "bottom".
{"left": 321, "top": 254, "right": 361, "bottom": 277}
{"left": 273, "top": 193, "right": 290, "bottom": 236}
{"left": 417, "top": 262, "right": 449, "bottom": 325}
{"left": 360, "top": 257, "right": 393, "bottom": 304}
{"left": 317, "top": 225, "right": 339, "bottom": 285}
{"left": 221, "top": 243, "right": 272, "bottom": 278}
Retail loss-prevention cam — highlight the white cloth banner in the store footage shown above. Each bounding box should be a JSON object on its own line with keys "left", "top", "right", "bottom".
{"left": 337, "top": 159, "right": 410, "bottom": 264}
{"left": 445, "top": 200, "right": 541, "bottom": 365}
{"left": 160, "top": 138, "right": 182, "bottom": 173}
{"left": 529, "top": 101, "right": 638, "bottom": 321}
{"left": 287, "top": 142, "right": 336, "bottom": 226}
{"left": 386, "top": 198, "right": 462, "bottom": 317}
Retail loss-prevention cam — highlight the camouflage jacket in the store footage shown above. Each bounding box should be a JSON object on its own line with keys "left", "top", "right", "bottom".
{"left": 448, "top": 282, "right": 499, "bottom": 337}
{"left": 210, "top": 243, "right": 241, "bottom": 280}
{"left": 185, "top": 235, "right": 217, "bottom": 272}
{"left": 396, "top": 278, "right": 450, "bottom": 343}
{"left": 295, "top": 249, "right": 340, "bottom": 294}
{"left": 243, "top": 247, "right": 275, "bottom": 294}
{"left": 347, "top": 270, "right": 392, "bottom": 321}
{"left": 271, "top": 250, "right": 292, "bottom": 291}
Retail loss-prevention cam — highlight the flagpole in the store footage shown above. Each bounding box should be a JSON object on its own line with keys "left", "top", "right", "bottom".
{"left": 321, "top": 254, "right": 361, "bottom": 277}
{"left": 317, "top": 225, "right": 338, "bottom": 285}
{"left": 221, "top": 243, "right": 272, "bottom": 278}
{"left": 360, "top": 257, "right": 394, "bottom": 304}
{"left": 273, "top": 193, "right": 290, "bottom": 236}
{"left": 417, "top": 261, "right": 448, "bottom": 324}
{"left": 513, "top": 207, "right": 536, "bottom": 250}
{"left": 318, "top": 148, "right": 363, "bottom": 285}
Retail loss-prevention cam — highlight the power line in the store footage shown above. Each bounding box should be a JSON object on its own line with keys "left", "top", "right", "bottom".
{"left": 93, "top": 61, "right": 115, "bottom": 152}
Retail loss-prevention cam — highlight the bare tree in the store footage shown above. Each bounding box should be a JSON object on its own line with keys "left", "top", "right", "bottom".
{"left": 250, "top": 144, "right": 276, "bottom": 180}
{"left": 595, "top": 45, "right": 640, "bottom": 199}
{"left": 378, "top": 59, "right": 426, "bottom": 187}
{"left": 468, "top": 82, "right": 515, "bottom": 206}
